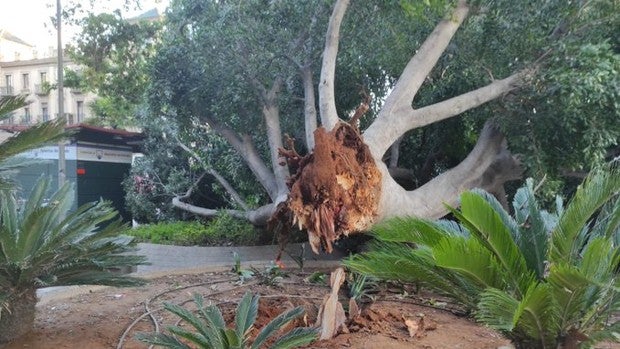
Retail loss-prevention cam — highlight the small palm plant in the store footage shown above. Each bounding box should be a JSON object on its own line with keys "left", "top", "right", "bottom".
{"left": 345, "top": 165, "right": 620, "bottom": 348}
{"left": 0, "top": 178, "right": 147, "bottom": 343}
{"left": 137, "top": 292, "right": 318, "bottom": 349}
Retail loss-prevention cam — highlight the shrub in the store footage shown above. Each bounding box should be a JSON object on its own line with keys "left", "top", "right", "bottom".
{"left": 345, "top": 165, "right": 620, "bottom": 348}
{"left": 129, "top": 214, "right": 260, "bottom": 246}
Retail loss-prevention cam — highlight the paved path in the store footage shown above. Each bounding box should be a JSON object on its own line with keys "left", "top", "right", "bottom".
{"left": 135, "top": 242, "right": 343, "bottom": 274}
{"left": 37, "top": 242, "right": 344, "bottom": 303}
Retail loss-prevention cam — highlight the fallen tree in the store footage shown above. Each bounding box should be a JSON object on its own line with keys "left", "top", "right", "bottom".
{"left": 163, "top": 0, "right": 527, "bottom": 253}
{"left": 130, "top": 0, "right": 619, "bottom": 257}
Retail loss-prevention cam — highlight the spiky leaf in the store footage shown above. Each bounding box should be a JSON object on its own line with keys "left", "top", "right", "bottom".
{"left": 269, "top": 327, "right": 319, "bottom": 349}
{"left": 251, "top": 306, "right": 306, "bottom": 349}
{"left": 235, "top": 292, "right": 259, "bottom": 340}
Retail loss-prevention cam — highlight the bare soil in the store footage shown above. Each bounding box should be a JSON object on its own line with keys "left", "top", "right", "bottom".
{"left": 5, "top": 268, "right": 517, "bottom": 349}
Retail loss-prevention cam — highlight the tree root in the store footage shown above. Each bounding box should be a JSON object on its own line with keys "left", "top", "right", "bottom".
{"left": 274, "top": 123, "right": 382, "bottom": 254}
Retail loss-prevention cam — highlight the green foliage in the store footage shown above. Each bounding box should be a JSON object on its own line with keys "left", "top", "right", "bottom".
{"left": 136, "top": 292, "right": 318, "bottom": 349}
{"left": 346, "top": 165, "right": 620, "bottom": 348}
{"left": 0, "top": 178, "right": 147, "bottom": 317}
{"left": 67, "top": 9, "right": 162, "bottom": 127}
{"left": 128, "top": 215, "right": 259, "bottom": 246}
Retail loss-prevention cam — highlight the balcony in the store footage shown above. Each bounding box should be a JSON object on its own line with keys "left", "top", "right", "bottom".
{"left": 20, "top": 114, "right": 32, "bottom": 125}
{"left": 34, "top": 84, "right": 50, "bottom": 96}
{"left": 55, "top": 113, "right": 75, "bottom": 125}
{"left": 0, "top": 86, "right": 15, "bottom": 96}
{"left": 0, "top": 114, "right": 32, "bottom": 126}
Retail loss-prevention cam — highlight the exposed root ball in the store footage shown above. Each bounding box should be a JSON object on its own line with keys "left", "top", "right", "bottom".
{"left": 275, "top": 122, "right": 381, "bottom": 253}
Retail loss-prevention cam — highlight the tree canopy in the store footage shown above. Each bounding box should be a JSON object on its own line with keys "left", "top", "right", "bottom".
{"left": 69, "top": 0, "right": 619, "bottom": 228}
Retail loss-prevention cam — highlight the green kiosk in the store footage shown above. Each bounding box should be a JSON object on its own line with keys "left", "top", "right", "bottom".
{"left": 16, "top": 124, "right": 142, "bottom": 221}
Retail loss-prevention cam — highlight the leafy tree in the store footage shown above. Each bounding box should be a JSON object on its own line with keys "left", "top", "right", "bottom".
{"left": 142, "top": 0, "right": 616, "bottom": 252}
{"left": 67, "top": 0, "right": 618, "bottom": 253}
{"left": 66, "top": 9, "right": 162, "bottom": 127}
{"left": 136, "top": 292, "right": 318, "bottom": 348}
{"left": 345, "top": 164, "right": 620, "bottom": 348}
{"left": 0, "top": 178, "right": 147, "bottom": 343}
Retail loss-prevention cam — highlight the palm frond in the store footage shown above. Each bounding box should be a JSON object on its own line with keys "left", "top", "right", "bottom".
{"left": 550, "top": 166, "right": 620, "bottom": 264}
{"left": 269, "top": 327, "right": 319, "bottom": 349}
{"left": 167, "top": 326, "right": 211, "bottom": 348}
{"left": 134, "top": 332, "right": 193, "bottom": 349}
{"left": 449, "top": 192, "right": 534, "bottom": 296}
{"left": 235, "top": 292, "right": 259, "bottom": 340}
{"left": 547, "top": 264, "right": 591, "bottom": 332}
{"left": 163, "top": 301, "right": 212, "bottom": 340}
{"left": 194, "top": 294, "right": 227, "bottom": 348}
{"left": 370, "top": 216, "right": 466, "bottom": 246}
{"left": 251, "top": 306, "right": 306, "bottom": 349}
{"left": 515, "top": 282, "right": 560, "bottom": 348}
{"left": 511, "top": 180, "right": 555, "bottom": 279}
{"left": 0, "top": 95, "right": 28, "bottom": 118}
{"left": 344, "top": 242, "right": 479, "bottom": 308}
{"left": 582, "top": 312, "right": 620, "bottom": 345}
{"left": 0, "top": 118, "right": 67, "bottom": 163}
{"left": 433, "top": 236, "right": 511, "bottom": 291}
{"left": 476, "top": 287, "right": 520, "bottom": 331}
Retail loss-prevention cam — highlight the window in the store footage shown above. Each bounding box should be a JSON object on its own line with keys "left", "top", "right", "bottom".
{"left": 22, "top": 73, "right": 29, "bottom": 90}
{"left": 41, "top": 103, "right": 49, "bottom": 122}
{"left": 23, "top": 107, "right": 31, "bottom": 124}
{"left": 3, "top": 75, "right": 13, "bottom": 95}
{"left": 40, "top": 72, "right": 47, "bottom": 83}
{"left": 76, "top": 101, "right": 84, "bottom": 123}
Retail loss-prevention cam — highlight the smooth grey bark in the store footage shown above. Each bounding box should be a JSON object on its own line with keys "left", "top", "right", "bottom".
{"left": 261, "top": 79, "right": 290, "bottom": 203}
{"left": 388, "top": 135, "right": 404, "bottom": 168}
{"left": 302, "top": 66, "right": 318, "bottom": 150}
{"left": 318, "top": 0, "right": 349, "bottom": 130}
{"left": 365, "top": 70, "right": 529, "bottom": 158}
{"left": 176, "top": 140, "right": 250, "bottom": 211}
{"left": 201, "top": 115, "right": 278, "bottom": 201}
{"left": 375, "top": 121, "right": 522, "bottom": 221}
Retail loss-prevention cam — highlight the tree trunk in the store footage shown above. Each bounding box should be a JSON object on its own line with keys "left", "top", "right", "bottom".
{"left": 0, "top": 288, "right": 37, "bottom": 343}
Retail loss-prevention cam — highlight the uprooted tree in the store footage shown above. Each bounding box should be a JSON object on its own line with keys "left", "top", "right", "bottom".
{"left": 138, "top": 0, "right": 618, "bottom": 253}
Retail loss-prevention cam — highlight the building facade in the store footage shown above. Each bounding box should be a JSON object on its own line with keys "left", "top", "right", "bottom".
{"left": 0, "top": 30, "right": 96, "bottom": 128}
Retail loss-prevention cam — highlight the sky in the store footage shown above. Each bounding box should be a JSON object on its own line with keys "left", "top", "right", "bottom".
{"left": 0, "top": 0, "right": 169, "bottom": 51}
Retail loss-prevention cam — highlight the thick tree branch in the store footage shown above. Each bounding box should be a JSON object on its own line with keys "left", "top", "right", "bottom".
{"left": 172, "top": 195, "right": 275, "bottom": 226}
{"left": 318, "top": 0, "right": 349, "bottom": 130}
{"left": 365, "top": 69, "right": 529, "bottom": 158}
{"left": 374, "top": 0, "right": 469, "bottom": 122}
{"left": 376, "top": 120, "right": 522, "bottom": 220}
{"left": 302, "top": 66, "right": 318, "bottom": 150}
{"left": 262, "top": 78, "right": 290, "bottom": 204}
{"left": 171, "top": 169, "right": 275, "bottom": 225}
{"left": 176, "top": 139, "right": 250, "bottom": 211}
{"left": 202, "top": 115, "right": 278, "bottom": 200}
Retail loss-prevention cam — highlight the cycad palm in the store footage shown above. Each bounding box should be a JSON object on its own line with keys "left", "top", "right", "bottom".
{"left": 0, "top": 95, "right": 147, "bottom": 343}
{"left": 137, "top": 292, "right": 318, "bottom": 348}
{"left": 0, "top": 178, "right": 147, "bottom": 343}
{"left": 346, "top": 165, "right": 620, "bottom": 348}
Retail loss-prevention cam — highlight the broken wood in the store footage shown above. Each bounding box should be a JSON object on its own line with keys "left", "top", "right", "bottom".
{"left": 276, "top": 123, "right": 382, "bottom": 253}
{"left": 315, "top": 267, "right": 348, "bottom": 339}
